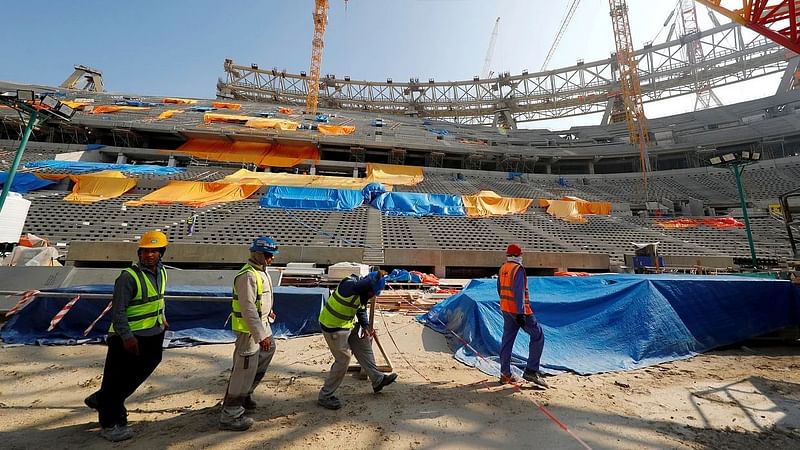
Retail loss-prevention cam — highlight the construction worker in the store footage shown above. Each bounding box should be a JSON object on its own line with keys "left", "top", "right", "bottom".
{"left": 84, "top": 230, "right": 170, "bottom": 442}
{"left": 497, "top": 244, "right": 549, "bottom": 388}
{"left": 219, "top": 236, "right": 279, "bottom": 431}
{"left": 318, "top": 270, "right": 398, "bottom": 410}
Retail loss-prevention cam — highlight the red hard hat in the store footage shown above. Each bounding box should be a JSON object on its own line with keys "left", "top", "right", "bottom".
{"left": 506, "top": 244, "right": 522, "bottom": 256}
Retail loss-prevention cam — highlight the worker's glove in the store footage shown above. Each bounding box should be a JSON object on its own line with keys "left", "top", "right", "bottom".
{"left": 515, "top": 314, "right": 526, "bottom": 327}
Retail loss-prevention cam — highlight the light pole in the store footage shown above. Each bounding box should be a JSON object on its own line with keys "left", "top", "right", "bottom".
{"left": 710, "top": 151, "right": 760, "bottom": 268}
{"left": 0, "top": 90, "right": 75, "bottom": 213}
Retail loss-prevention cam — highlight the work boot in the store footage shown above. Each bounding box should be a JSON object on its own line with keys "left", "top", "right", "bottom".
{"left": 499, "top": 374, "right": 520, "bottom": 385}
{"left": 522, "top": 371, "right": 550, "bottom": 389}
{"left": 317, "top": 395, "right": 343, "bottom": 410}
{"left": 219, "top": 415, "right": 254, "bottom": 431}
{"left": 373, "top": 373, "right": 398, "bottom": 393}
{"left": 84, "top": 392, "right": 99, "bottom": 410}
{"left": 100, "top": 424, "right": 134, "bottom": 442}
{"left": 243, "top": 396, "right": 257, "bottom": 410}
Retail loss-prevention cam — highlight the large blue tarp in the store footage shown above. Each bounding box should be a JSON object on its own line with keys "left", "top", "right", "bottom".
{"left": 419, "top": 274, "right": 800, "bottom": 376}
{"left": 0, "top": 284, "right": 328, "bottom": 346}
{"left": 370, "top": 192, "right": 466, "bottom": 216}
{"left": 23, "top": 160, "right": 185, "bottom": 176}
{"left": 0, "top": 172, "right": 56, "bottom": 193}
{"left": 260, "top": 186, "right": 363, "bottom": 211}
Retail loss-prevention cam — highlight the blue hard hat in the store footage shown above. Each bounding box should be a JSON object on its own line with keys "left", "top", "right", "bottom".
{"left": 368, "top": 271, "right": 386, "bottom": 297}
{"left": 249, "top": 236, "right": 279, "bottom": 255}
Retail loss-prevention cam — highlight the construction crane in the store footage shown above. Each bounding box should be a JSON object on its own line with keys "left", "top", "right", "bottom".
{"left": 306, "top": 0, "right": 330, "bottom": 115}
{"left": 608, "top": 0, "right": 651, "bottom": 197}
{"left": 540, "top": 0, "right": 582, "bottom": 71}
{"left": 695, "top": 1, "right": 800, "bottom": 54}
{"left": 679, "top": 0, "right": 723, "bottom": 110}
{"left": 481, "top": 17, "right": 500, "bottom": 79}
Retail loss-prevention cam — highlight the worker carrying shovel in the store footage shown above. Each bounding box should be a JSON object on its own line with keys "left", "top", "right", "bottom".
{"left": 317, "top": 270, "right": 398, "bottom": 410}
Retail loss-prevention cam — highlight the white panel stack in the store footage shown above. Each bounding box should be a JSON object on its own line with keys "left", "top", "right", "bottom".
{"left": 0, "top": 192, "right": 31, "bottom": 244}
{"left": 328, "top": 262, "right": 370, "bottom": 279}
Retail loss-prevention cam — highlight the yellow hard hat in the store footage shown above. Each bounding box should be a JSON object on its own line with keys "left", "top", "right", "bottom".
{"left": 139, "top": 231, "right": 168, "bottom": 249}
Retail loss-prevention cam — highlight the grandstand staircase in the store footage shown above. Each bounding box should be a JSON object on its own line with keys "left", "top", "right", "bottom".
{"left": 362, "top": 208, "right": 385, "bottom": 266}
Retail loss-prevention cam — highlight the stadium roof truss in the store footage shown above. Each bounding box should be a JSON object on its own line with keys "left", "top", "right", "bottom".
{"left": 218, "top": 23, "right": 788, "bottom": 126}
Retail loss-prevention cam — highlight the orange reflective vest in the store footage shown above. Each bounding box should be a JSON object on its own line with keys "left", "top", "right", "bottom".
{"left": 498, "top": 261, "right": 532, "bottom": 315}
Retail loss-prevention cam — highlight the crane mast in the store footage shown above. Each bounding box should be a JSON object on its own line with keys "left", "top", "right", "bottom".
{"left": 306, "top": 0, "right": 329, "bottom": 115}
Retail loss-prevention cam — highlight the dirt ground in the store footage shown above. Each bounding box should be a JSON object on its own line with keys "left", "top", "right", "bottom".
{"left": 1, "top": 314, "right": 799, "bottom": 449}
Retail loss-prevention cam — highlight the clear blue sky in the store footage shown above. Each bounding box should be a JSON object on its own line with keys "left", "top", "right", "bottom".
{"left": 0, "top": 1, "right": 781, "bottom": 127}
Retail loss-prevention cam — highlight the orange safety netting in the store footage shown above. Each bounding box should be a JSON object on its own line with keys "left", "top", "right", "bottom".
{"left": 124, "top": 180, "right": 260, "bottom": 207}
{"left": 656, "top": 217, "right": 745, "bottom": 229}
{"left": 365, "top": 163, "right": 424, "bottom": 186}
{"left": 157, "top": 109, "right": 185, "bottom": 120}
{"left": 461, "top": 190, "right": 533, "bottom": 217}
{"left": 318, "top": 124, "right": 356, "bottom": 135}
{"left": 562, "top": 196, "right": 612, "bottom": 215}
{"left": 163, "top": 97, "right": 198, "bottom": 105}
{"left": 539, "top": 199, "right": 587, "bottom": 224}
{"left": 211, "top": 101, "right": 241, "bottom": 110}
{"left": 221, "top": 168, "right": 385, "bottom": 190}
{"left": 173, "top": 139, "right": 320, "bottom": 167}
{"left": 91, "top": 105, "right": 151, "bottom": 114}
{"left": 64, "top": 170, "right": 137, "bottom": 203}
{"left": 244, "top": 118, "right": 300, "bottom": 131}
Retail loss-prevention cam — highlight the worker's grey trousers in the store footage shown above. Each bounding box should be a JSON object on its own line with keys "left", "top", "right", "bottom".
{"left": 221, "top": 331, "right": 276, "bottom": 420}
{"left": 319, "top": 327, "right": 383, "bottom": 399}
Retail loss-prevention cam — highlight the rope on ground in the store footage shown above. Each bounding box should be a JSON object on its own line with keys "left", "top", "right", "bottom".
{"left": 377, "top": 310, "right": 440, "bottom": 384}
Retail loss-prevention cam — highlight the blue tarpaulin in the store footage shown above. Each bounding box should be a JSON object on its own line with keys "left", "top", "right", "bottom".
{"left": 0, "top": 284, "right": 329, "bottom": 346}
{"left": 419, "top": 275, "right": 800, "bottom": 376}
{"left": 386, "top": 269, "right": 422, "bottom": 283}
{"left": 426, "top": 127, "right": 449, "bottom": 136}
{"left": 361, "top": 182, "right": 386, "bottom": 203}
{"left": 0, "top": 172, "right": 56, "bottom": 193}
{"left": 370, "top": 192, "right": 466, "bottom": 216}
{"left": 260, "top": 186, "right": 364, "bottom": 211}
{"left": 23, "top": 160, "right": 185, "bottom": 176}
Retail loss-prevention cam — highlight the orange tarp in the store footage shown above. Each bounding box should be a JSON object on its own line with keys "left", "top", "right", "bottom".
{"left": 64, "top": 170, "right": 137, "bottom": 203}
{"left": 211, "top": 101, "right": 241, "bottom": 110}
{"left": 173, "top": 139, "right": 319, "bottom": 167}
{"left": 221, "top": 168, "right": 390, "bottom": 190}
{"left": 318, "top": 124, "right": 356, "bottom": 135}
{"left": 278, "top": 107, "right": 294, "bottom": 114}
{"left": 539, "top": 199, "right": 588, "bottom": 224}
{"left": 163, "top": 98, "right": 198, "bottom": 105}
{"left": 656, "top": 217, "right": 745, "bottom": 229}
{"left": 34, "top": 173, "right": 69, "bottom": 181}
{"left": 462, "top": 190, "right": 533, "bottom": 217}
{"left": 157, "top": 109, "right": 185, "bottom": 120}
{"left": 366, "top": 163, "right": 424, "bottom": 186}
{"left": 124, "top": 180, "right": 260, "bottom": 207}
{"left": 61, "top": 100, "right": 90, "bottom": 110}
{"left": 244, "top": 118, "right": 300, "bottom": 130}
{"left": 562, "top": 196, "right": 612, "bottom": 215}
{"left": 203, "top": 112, "right": 251, "bottom": 124}
{"left": 91, "top": 105, "right": 151, "bottom": 114}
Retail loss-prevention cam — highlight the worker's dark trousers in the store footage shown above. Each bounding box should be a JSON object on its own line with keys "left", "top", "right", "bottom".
{"left": 95, "top": 332, "right": 165, "bottom": 428}
{"left": 499, "top": 312, "right": 544, "bottom": 376}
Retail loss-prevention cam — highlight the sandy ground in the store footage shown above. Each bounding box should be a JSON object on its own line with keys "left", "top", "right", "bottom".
{"left": 1, "top": 314, "right": 799, "bottom": 450}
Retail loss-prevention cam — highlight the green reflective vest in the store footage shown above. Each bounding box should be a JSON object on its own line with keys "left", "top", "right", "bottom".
{"left": 318, "top": 281, "right": 362, "bottom": 330}
{"left": 110, "top": 266, "right": 167, "bottom": 333}
{"left": 231, "top": 264, "right": 264, "bottom": 333}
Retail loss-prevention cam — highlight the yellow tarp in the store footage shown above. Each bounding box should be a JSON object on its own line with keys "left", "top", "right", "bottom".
{"left": 462, "top": 190, "right": 533, "bottom": 217}
{"left": 173, "top": 139, "right": 320, "bottom": 167}
{"left": 562, "top": 196, "right": 612, "bottom": 215}
{"left": 221, "top": 168, "right": 391, "bottom": 190}
{"left": 244, "top": 118, "right": 300, "bottom": 130}
{"left": 203, "top": 112, "right": 251, "bottom": 124}
{"left": 157, "top": 109, "right": 185, "bottom": 120}
{"left": 211, "top": 101, "right": 241, "bottom": 110}
{"left": 124, "top": 180, "right": 261, "bottom": 207}
{"left": 91, "top": 105, "right": 151, "bottom": 114}
{"left": 64, "top": 171, "right": 137, "bottom": 203}
{"left": 163, "top": 97, "right": 198, "bottom": 105}
{"left": 318, "top": 124, "right": 356, "bottom": 135}
{"left": 366, "top": 163, "right": 424, "bottom": 186}
{"left": 61, "top": 100, "right": 90, "bottom": 110}
{"left": 542, "top": 199, "right": 587, "bottom": 224}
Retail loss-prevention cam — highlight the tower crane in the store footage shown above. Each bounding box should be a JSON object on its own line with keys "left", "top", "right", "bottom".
{"left": 481, "top": 17, "right": 500, "bottom": 79}
{"left": 306, "top": 0, "right": 330, "bottom": 115}
{"left": 540, "top": 0, "right": 582, "bottom": 71}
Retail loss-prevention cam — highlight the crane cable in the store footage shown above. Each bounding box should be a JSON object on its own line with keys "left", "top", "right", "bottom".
{"left": 540, "top": 0, "right": 582, "bottom": 71}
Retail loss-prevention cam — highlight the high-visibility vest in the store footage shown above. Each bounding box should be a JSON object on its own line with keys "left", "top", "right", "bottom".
{"left": 498, "top": 261, "right": 532, "bottom": 315}
{"left": 110, "top": 266, "right": 167, "bottom": 333}
{"left": 319, "top": 279, "right": 361, "bottom": 330}
{"left": 231, "top": 264, "right": 264, "bottom": 333}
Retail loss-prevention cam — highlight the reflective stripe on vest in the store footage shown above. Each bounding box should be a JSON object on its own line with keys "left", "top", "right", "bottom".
{"left": 231, "top": 264, "right": 264, "bottom": 333}
{"left": 318, "top": 282, "right": 361, "bottom": 330}
{"left": 498, "top": 261, "right": 532, "bottom": 315}
{"left": 110, "top": 266, "right": 167, "bottom": 333}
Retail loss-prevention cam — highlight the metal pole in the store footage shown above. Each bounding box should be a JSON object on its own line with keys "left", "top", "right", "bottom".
{"left": 731, "top": 164, "right": 758, "bottom": 268}
{"left": 0, "top": 110, "right": 38, "bottom": 213}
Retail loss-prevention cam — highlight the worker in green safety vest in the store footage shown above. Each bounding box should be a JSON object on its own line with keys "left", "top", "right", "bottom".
{"left": 317, "top": 270, "right": 398, "bottom": 410}
{"left": 219, "top": 236, "right": 279, "bottom": 431}
{"left": 84, "top": 230, "right": 169, "bottom": 442}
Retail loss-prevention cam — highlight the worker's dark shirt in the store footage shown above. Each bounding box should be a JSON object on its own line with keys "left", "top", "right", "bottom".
{"left": 320, "top": 276, "right": 372, "bottom": 333}
{"left": 110, "top": 262, "right": 166, "bottom": 340}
